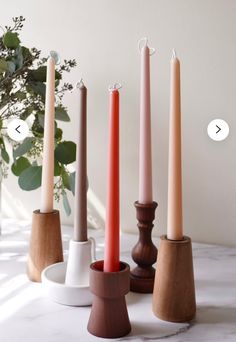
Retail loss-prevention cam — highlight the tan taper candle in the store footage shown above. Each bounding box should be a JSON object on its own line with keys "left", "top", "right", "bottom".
{"left": 167, "top": 50, "right": 183, "bottom": 241}
{"left": 74, "top": 80, "right": 87, "bottom": 242}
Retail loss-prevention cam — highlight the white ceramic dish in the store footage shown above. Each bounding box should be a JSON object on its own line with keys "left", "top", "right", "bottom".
{"left": 42, "top": 261, "right": 93, "bottom": 306}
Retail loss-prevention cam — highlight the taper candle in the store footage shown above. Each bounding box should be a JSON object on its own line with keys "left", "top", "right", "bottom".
{"left": 74, "top": 80, "right": 87, "bottom": 242}
{"left": 138, "top": 38, "right": 153, "bottom": 204}
{"left": 40, "top": 55, "right": 55, "bottom": 213}
{"left": 104, "top": 84, "right": 121, "bottom": 273}
{"left": 167, "top": 50, "right": 183, "bottom": 241}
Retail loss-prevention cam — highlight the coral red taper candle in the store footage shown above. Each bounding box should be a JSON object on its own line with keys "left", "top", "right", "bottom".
{"left": 167, "top": 50, "right": 183, "bottom": 241}
{"left": 104, "top": 84, "right": 120, "bottom": 273}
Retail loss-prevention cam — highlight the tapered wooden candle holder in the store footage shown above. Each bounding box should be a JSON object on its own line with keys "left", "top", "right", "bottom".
{"left": 87, "top": 260, "right": 131, "bottom": 338}
{"left": 153, "top": 235, "right": 196, "bottom": 322}
{"left": 27, "top": 209, "right": 64, "bottom": 282}
{"left": 130, "top": 201, "right": 158, "bottom": 293}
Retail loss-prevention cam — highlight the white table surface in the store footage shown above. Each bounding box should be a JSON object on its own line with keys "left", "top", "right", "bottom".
{"left": 0, "top": 219, "right": 236, "bottom": 342}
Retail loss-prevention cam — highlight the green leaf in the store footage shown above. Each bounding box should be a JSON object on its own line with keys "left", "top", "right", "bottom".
{"left": 0, "top": 59, "right": 8, "bottom": 72}
{"left": 63, "top": 192, "right": 71, "bottom": 216}
{"left": 69, "top": 171, "right": 75, "bottom": 195}
{"left": 26, "top": 81, "right": 46, "bottom": 99}
{"left": 55, "top": 141, "right": 76, "bottom": 165}
{"left": 1, "top": 148, "right": 9, "bottom": 163}
{"left": 54, "top": 160, "right": 61, "bottom": 176}
{"left": 55, "top": 106, "right": 70, "bottom": 122}
{"left": 6, "top": 61, "right": 16, "bottom": 74}
{"left": 11, "top": 156, "right": 31, "bottom": 176}
{"left": 62, "top": 170, "right": 71, "bottom": 190}
{"left": 21, "top": 46, "right": 32, "bottom": 60}
{"left": 15, "top": 91, "right": 26, "bottom": 100}
{"left": 55, "top": 128, "right": 62, "bottom": 141}
{"left": 3, "top": 32, "right": 20, "bottom": 49}
{"left": 18, "top": 165, "right": 42, "bottom": 191}
{"left": 14, "top": 46, "right": 23, "bottom": 69}
{"left": 13, "top": 137, "right": 35, "bottom": 159}
{"left": 28, "top": 66, "right": 61, "bottom": 82}
{"left": 20, "top": 106, "right": 34, "bottom": 120}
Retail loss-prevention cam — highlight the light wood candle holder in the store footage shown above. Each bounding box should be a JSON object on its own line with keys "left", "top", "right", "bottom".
{"left": 152, "top": 235, "right": 196, "bottom": 322}
{"left": 87, "top": 260, "right": 131, "bottom": 338}
{"left": 130, "top": 201, "right": 158, "bottom": 293}
{"left": 27, "top": 209, "right": 64, "bottom": 282}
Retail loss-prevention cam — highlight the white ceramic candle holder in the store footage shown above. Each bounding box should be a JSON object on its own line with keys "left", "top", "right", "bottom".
{"left": 42, "top": 237, "right": 96, "bottom": 306}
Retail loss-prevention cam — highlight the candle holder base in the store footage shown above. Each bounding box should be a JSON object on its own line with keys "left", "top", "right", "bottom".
{"left": 130, "top": 201, "right": 158, "bottom": 293}
{"left": 87, "top": 260, "right": 131, "bottom": 338}
{"left": 41, "top": 237, "right": 96, "bottom": 306}
{"left": 27, "top": 210, "right": 63, "bottom": 282}
{"left": 152, "top": 235, "right": 196, "bottom": 322}
{"left": 65, "top": 238, "right": 96, "bottom": 285}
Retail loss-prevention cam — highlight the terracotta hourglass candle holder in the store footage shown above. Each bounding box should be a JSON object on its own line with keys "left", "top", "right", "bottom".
{"left": 87, "top": 260, "right": 131, "bottom": 338}
{"left": 27, "top": 209, "right": 64, "bottom": 282}
{"left": 152, "top": 235, "right": 196, "bottom": 322}
{"left": 130, "top": 201, "right": 158, "bottom": 293}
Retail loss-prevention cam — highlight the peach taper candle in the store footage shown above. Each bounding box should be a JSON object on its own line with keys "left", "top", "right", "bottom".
{"left": 167, "top": 49, "right": 183, "bottom": 241}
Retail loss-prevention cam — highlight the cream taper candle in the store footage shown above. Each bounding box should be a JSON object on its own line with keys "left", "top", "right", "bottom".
{"left": 40, "top": 55, "right": 55, "bottom": 213}
{"left": 167, "top": 50, "right": 183, "bottom": 241}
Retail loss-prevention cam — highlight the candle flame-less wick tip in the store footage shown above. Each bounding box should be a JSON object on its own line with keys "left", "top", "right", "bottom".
{"left": 172, "top": 49, "right": 177, "bottom": 59}
{"left": 138, "top": 37, "right": 155, "bottom": 55}
{"left": 49, "top": 51, "right": 60, "bottom": 65}
{"left": 76, "top": 78, "right": 85, "bottom": 89}
{"left": 108, "top": 83, "right": 122, "bottom": 92}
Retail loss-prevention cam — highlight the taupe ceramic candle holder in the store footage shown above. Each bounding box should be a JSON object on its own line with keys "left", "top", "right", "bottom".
{"left": 152, "top": 235, "right": 196, "bottom": 322}
{"left": 87, "top": 260, "right": 131, "bottom": 338}
{"left": 27, "top": 209, "right": 63, "bottom": 282}
{"left": 130, "top": 201, "right": 158, "bottom": 293}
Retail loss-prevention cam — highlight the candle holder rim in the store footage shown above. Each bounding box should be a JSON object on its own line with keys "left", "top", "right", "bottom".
{"left": 134, "top": 200, "right": 158, "bottom": 209}
{"left": 42, "top": 262, "right": 91, "bottom": 289}
{"left": 33, "top": 209, "right": 60, "bottom": 215}
{"left": 90, "top": 260, "right": 130, "bottom": 274}
{"left": 161, "top": 234, "right": 191, "bottom": 244}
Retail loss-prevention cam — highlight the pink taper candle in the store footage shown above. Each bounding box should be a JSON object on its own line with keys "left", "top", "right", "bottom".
{"left": 167, "top": 50, "right": 183, "bottom": 241}
{"left": 138, "top": 39, "right": 153, "bottom": 204}
{"left": 40, "top": 55, "right": 55, "bottom": 213}
{"left": 104, "top": 85, "right": 120, "bottom": 273}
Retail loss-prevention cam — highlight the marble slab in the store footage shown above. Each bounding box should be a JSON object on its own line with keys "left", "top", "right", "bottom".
{"left": 0, "top": 219, "right": 236, "bottom": 341}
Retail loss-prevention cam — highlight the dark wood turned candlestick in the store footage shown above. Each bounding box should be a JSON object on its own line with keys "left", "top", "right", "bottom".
{"left": 130, "top": 201, "right": 158, "bottom": 293}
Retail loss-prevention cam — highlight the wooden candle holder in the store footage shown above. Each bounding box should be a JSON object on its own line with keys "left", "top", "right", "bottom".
{"left": 130, "top": 201, "right": 158, "bottom": 293}
{"left": 153, "top": 235, "right": 196, "bottom": 322}
{"left": 87, "top": 260, "right": 131, "bottom": 338}
{"left": 27, "top": 210, "right": 64, "bottom": 282}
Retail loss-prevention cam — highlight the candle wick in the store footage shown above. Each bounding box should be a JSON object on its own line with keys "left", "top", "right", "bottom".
{"left": 172, "top": 49, "right": 177, "bottom": 59}
{"left": 76, "top": 78, "right": 84, "bottom": 89}
{"left": 49, "top": 50, "right": 60, "bottom": 65}
{"left": 108, "top": 83, "right": 122, "bottom": 91}
{"left": 138, "top": 37, "right": 155, "bottom": 56}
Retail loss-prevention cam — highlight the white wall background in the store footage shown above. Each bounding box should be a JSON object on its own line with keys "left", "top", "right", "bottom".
{"left": 1, "top": 0, "right": 236, "bottom": 246}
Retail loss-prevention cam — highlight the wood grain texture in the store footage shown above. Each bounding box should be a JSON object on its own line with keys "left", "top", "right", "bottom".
{"left": 87, "top": 260, "right": 131, "bottom": 338}
{"left": 153, "top": 235, "right": 196, "bottom": 322}
{"left": 27, "top": 210, "right": 63, "bottom": 282}
{"left": 130, "top": 201, "right": 158, "bottom": 293}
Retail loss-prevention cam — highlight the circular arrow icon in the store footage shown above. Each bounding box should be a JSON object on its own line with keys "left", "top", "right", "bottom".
{"left": 7, "top": 119, "right": 29, "bottom": 141}
{"left": 207, "top": 119, "right": 229, "bottom": 142}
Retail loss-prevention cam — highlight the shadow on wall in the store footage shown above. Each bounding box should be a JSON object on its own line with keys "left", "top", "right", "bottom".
{"left": 2, "top": 182, "right": 106, "bottom": 230}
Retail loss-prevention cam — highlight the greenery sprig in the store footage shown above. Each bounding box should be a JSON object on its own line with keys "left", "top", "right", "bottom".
{"left": 0, "top": 16, "right": 77, "bottom": 215}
